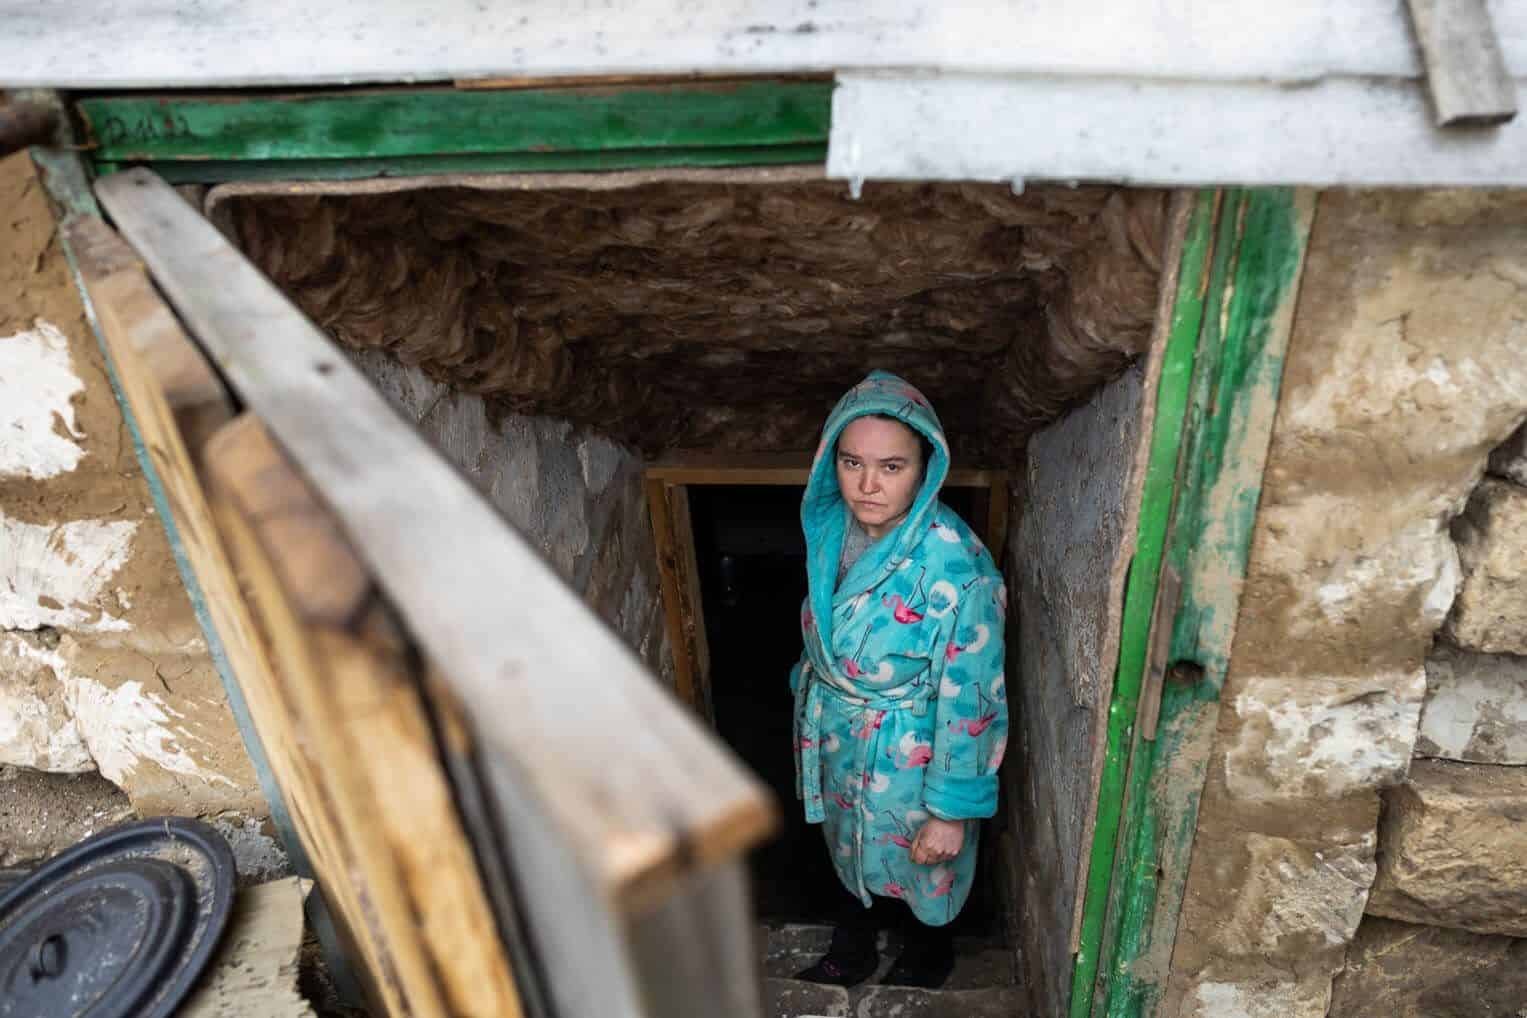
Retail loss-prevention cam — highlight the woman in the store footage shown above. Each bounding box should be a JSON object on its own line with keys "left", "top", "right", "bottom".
{"left": 789, "top": 370, "right": 1008, "bottom": 989}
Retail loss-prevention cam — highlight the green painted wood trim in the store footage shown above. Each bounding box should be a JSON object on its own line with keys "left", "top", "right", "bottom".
{"left": 1068, "top": 190, "right": 1221, "bottom": 1018}
{"left": 77, "top": 80, "right": 832, "bottom": 172}
{"left": 141, "top": 142, "right": 828, "bottom": 184}
{"left": 1094, "top": 189, "right": 1316, "bottom": 1018}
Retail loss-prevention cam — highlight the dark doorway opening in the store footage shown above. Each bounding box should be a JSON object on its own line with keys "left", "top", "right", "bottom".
{"left": 687, "top": 483, "right": 1000, "bottom": 935}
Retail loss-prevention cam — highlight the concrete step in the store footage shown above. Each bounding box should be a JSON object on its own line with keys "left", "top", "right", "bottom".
{"left": 764, "top": 977, "right": 1030, "bottom": 1018}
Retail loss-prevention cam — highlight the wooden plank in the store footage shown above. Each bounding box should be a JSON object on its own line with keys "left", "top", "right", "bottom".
{"left": 647, "top": 451, "right": 1002, "bottom": 488}
{"left": 46, "top": 148, "right": 369, "bottom": 1011}
{"left": 1068, "top": 191, "right": 1219, "bottom": 1018}
{"left": 647, "top": 477, "right": 700, "bottom": 710}
{"left": 206, "top": 414, "right": 524, "bottom": 1018}
{"left": 420, "top": 668, "right": 554, "bottom": 1018}
{"left": 60, "top": 213, "right": 326, "bottom": 874}
{"left": 131, "top": 145, "right": 829, "bottom": 186}
{"left": 1407, "top": 0, "right": 1517, "bottom": 127}
{"left": 97, "top": 167, "right": 776, "bottom": 917}
{"left": 178, "top": 878, "right": 315, "bottom": 1018}
{"left": 207, "top": 417, "right": 444, "bottom": 1018}
{"left": 986, "top": 477, "right": 1010, "bottom": 563}
{"left": 666, "top": 485, "right": 714, "bottom": 722}
{"left": 454, "top": 72, "right": 826, "bottom": 91}
{"left": 77, "top": 81, "right": 833, "bottom": 164}
{"left": 1137, "top": 565, "right": 1182, "bottom": 743}
{"left": 1093, "top": 189, "right": 1316, "bottom": 1018}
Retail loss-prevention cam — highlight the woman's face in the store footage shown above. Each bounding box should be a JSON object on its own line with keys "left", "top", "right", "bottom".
{"left": 835, "top": 416, "right": 925, "bottom": 539}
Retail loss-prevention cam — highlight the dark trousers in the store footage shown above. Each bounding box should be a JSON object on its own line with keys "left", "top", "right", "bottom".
{"left": 827, "top": 890, "right": 955, "bottom": 961}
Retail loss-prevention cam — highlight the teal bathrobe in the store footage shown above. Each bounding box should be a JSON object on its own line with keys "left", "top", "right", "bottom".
{"left": 791, "top": 371, "right": 1008, "bottom": 926}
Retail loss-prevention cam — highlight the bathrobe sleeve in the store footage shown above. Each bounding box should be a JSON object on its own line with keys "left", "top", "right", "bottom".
{"left": 924, "top": 574, "right": 1008, "bottom": 822}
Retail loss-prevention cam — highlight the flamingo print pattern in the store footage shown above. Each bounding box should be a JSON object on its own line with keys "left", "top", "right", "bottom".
{"left": 790, "top": 370, "right": 1008, "bottom": 928}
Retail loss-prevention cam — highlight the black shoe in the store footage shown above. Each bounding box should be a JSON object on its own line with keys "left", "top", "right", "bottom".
{"left": 792, "top": 948, "right": 879, "bottom": 988}
{"left": 881, "top": 941, "right": 955, "bottom": 989}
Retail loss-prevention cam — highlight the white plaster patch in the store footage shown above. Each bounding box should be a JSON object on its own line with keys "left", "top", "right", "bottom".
{"left": 0, "top": 635, "right": 93, "bottom": 772}
{"left": 1226, "top": 672, "right": 1425, "bottom": 800}
{"left": 63, "top": 678, "right": 236, "bottom": 790}
{"left": 0, "top": 320, "right": 87, "bottom": 479}
{"left": 1191, "top": 982, "right": 1256, "bottom": 1018}
{"left": 0, "top": 513, "right": 138, "bottom": 632}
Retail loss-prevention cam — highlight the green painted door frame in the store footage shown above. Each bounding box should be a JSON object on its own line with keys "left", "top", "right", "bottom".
{"left": 61, "top": 81, "right": 1315, "bottom": 1017}
{"left": 1071, "top": 188, "right": 1316, "bottom": 1018}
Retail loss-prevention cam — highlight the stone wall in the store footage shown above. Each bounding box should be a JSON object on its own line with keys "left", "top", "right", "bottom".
{"left": 1165, "top": 190, "right": 1527, "bottom": 1017}
{"left": 352, "top": 348, "right": 673, "bottom": 682}
{"left": 1327, "top": 429, "right": 1527, "bottom": 1017}
{"left": 0, "top": 152, "right": 271, "bottom": 866}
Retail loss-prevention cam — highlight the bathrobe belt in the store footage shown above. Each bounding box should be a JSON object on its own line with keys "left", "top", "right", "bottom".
{"left": 798, "top": 665, "right": 935, "bottom": 825}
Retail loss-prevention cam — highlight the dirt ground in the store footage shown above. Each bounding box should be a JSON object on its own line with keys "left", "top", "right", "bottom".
{"left": 0, "top": 763, "right": 135, "bottom": 867}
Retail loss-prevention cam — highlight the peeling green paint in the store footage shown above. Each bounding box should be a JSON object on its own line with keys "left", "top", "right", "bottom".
{"left": 77, "top": 82, "right": 832, "bottom": 183}
{"left": 1068, "top": 189, "right": 1220, "bottom": 1018}
{"left": 1081, "top": 189, "right": 1315, "bottom": 1018}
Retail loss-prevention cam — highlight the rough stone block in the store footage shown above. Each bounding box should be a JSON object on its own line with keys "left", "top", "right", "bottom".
{"left": 1168, "top": 188, "right": 1527, "bottom": 1016}
{"left": 1210, "top": 832, "right": 1374, "bottom": 961}
{"left": 1416, "top": 644, "right": 1527, "bottom": 764}
{"left": 1368, "top": 759, "right": 1527, "bottom": 936}
{"left": 1486, "top": 420, "right": 1527, "bottom": 487}
{"left": 1329, "top": 916, "right": 1527, "bottom": 1018}
{"left": 763, "top": 977, "right": 849, "bottom": 1018}
{"left": 1182, "top": 977, "right": 1333, "bottom": 1018}
{"left": 1223, "top": 673, "right": 1425, "bottom": 802}
{"left": 1445, "top": 479, "right": 1527, "bottom": 655}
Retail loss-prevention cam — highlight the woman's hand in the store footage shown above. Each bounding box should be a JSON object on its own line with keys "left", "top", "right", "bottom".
{"left": 910, "top": 818, "right": 964, "bottom": 865}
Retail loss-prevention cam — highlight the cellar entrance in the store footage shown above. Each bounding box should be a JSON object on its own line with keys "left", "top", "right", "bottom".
{"left": 217, "top": 172, "right": 1176, "bottom": 1013}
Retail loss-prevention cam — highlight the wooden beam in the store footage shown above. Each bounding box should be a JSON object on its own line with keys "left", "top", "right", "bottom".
{"left": 647, "top": 451, "right": 1003, "bottom": 488}
{"left": 646, "top": 477, "right": 700, "bottom": 710}
{"left": 178, "top": 878, "right": 315, "bottom": 1018}
{"left": 667, "top": 485, "right": 714, "bottom": 722}
{"left": 60, "top": 210, "right": 371, "bottom": 1006}
{"left": 206, "top": 414, "right": 524, "bottom": 1018}
{"left": 75, "top": 81, "right": 832, "bottom": 184}
{"left": 1406, "top": 0, "right": 1517, "bottom": 127}
{"left": 96, "top": 167, "right": 776, "bottom": 917}
{"left": 986, "top": 477, "right": 1010, "bottom": 564}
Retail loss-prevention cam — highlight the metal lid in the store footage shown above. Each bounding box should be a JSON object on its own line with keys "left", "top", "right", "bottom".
{"left": 0, "top": 817, "right": 236, "bottom": 1018}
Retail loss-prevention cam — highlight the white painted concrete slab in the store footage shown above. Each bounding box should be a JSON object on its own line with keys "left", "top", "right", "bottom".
{"left": 828, "top": 74, "right": 1527, "bottom": 187}
{"left": 1, "top": 0, "right": 1523, "bottom": 88}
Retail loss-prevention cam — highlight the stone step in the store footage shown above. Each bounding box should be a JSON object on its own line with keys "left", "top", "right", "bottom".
{"left": 760, "top": 922, "right": 1017, "bottom": 992}
{"left": 764, "top": 977, "right": 1030, "bottom": 1018}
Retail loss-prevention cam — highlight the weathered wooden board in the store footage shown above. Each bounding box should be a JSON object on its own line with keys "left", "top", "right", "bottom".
{"left": 1089, "top": 189, "right": 1316, "bottom": 1018}
{"left": 96, "top": 167, "right": 776, "bottom": 918}
{"left": 205, "top": 414, "right": 525, "bottom": 1018}
{"left": 666, "top": 485, "right": 714, "bottom": 720}
{"left": 57, "top": 208, "right": 373, "bottom": 1005}
{"left": 646, "top": 452, "right": 1002, "bottom": 488}
{"left": 1407, "top": 0, "right": 1517, "bottom": 127}
{"left": 178, "top": 877, "right": 315, "bottom": 1018}
{"left": 646, "top": 477, "right": 702, "bottom": 711}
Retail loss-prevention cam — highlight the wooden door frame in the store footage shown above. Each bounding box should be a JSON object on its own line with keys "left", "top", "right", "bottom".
{"left": 644, "top": 453, "right": 1009, "bottom": 721}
